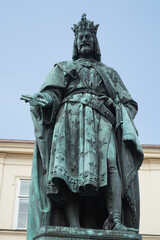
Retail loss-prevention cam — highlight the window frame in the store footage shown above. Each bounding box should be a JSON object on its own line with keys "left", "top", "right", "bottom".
{"left": 13, "top": 179, "right": 30, "bottom": 230}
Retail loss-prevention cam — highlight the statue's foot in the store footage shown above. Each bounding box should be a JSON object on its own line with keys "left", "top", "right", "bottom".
{"left": 113, "top": 223, "right": 138, "bottom": 232}
{"left": 69, "top": 223, "right": 81, "bottom": 228}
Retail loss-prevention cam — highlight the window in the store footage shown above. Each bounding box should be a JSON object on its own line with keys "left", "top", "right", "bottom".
{"left": 14, "top": 179, "right": 30, "bottom": 229}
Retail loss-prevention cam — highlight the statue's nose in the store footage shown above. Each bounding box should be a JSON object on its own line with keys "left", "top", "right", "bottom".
{"left": 82, "top": 36, "right": 87, "bottom": 42}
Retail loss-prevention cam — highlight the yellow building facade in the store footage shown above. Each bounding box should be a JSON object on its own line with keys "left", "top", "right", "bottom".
{"left": 0, "top": 140, "right": 160, "bottom": 240}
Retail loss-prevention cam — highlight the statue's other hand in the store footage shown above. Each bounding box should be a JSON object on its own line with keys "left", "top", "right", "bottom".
{"left": 31, "top": 92, "right": 49, "bottom": 107}
{"left": 21, "top": 93, "right": 49, "bottom": 107}
{"left": 106, "top": 97, "right": 116, "bottom": 108}
{"left": 98, "top": 96, "right": 116, "bottom": 110}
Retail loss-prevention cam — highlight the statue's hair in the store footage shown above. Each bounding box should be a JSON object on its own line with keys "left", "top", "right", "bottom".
{"left": 72, "top": 34, "right": 101, "bottom": 62}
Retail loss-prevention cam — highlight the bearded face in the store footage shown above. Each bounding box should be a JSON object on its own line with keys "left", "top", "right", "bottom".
{"left": 76, "top": 30, "right": 94, "bottom": 57}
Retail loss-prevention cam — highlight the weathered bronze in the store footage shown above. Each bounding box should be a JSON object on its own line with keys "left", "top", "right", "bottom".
{"left": 21, "top": 14, "right": 143, "bottom": 240}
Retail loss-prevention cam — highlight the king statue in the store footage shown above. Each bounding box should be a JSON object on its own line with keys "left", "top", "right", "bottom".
{"left": 21, "top": 14, "right": 143, "bottom": 240}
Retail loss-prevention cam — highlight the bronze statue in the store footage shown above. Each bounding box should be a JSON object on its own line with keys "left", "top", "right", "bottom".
{"left": 21, "top": 14, "right": 143, "bottom": 240}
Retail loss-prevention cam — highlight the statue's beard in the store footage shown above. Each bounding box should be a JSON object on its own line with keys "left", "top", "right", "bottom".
{"left": 79, "top": 44, "right": 94, "bottom": 57}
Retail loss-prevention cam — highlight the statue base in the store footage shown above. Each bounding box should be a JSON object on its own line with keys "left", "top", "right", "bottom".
{"left": 33, "top": 226, "right": 142, "bottom": 240}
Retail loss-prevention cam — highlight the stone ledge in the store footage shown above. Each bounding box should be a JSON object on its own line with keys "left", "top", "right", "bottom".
{"left": 34, "top": 226, "right": 142, "bottom": 240}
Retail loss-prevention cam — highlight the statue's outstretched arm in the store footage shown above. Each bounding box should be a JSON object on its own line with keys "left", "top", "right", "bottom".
{"left": 20, "top": 92, "right": 53, "bottom": 107}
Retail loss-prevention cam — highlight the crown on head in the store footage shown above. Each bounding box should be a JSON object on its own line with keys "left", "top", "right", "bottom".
{"left": 72, "top": 13, "right": 99, "bottom": 36}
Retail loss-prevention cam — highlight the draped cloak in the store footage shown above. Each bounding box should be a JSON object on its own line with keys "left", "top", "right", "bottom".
{"left": 27, "top": 59, "right": 143, "bottom": 240}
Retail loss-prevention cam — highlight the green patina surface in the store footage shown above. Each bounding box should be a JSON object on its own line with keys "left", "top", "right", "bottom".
{"left": 21, "top": 14, "right": 143, "bottom": 240}
{"left": 34, "top": 226, "right": 142, "bottom": 240}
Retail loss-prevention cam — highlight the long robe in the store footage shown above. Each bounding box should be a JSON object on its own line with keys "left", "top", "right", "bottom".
{"left": 27, "top": 58, "right": 143, "bottom": 239}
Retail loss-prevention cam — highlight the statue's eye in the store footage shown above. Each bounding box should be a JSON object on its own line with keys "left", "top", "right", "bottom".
{"left": 78, "top": 36, "right": 83, "bottom": 40}
{"left": 86, "top": 34, "right": 91, "bottom": 39}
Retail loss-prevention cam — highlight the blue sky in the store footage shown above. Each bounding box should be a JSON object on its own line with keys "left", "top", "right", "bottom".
{"left": 0, "top": 0, "right": 160, "bottom": 144}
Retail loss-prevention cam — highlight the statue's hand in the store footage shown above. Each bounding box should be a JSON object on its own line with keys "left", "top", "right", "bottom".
{"left": 21, "top": 93, "right": 52, "bottom": 107}
{"left": 98, "top": 96, "right": 116, "bottom": 109}
{"left": 32, "top": 92, "right": 50, "bottom": 107}
{"left": 106, "top": 97, "right": 115, "bottom": 107}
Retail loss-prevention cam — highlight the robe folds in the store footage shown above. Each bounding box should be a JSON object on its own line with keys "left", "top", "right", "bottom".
{"left": 27, "top": 58, "right": 143, "bottom": 240}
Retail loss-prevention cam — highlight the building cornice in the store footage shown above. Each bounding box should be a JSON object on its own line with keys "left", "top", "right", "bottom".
{"left": 0, "top": 139, "right": 34, "bottom": 155}
{"left": 0, "top": 140, "right": 160, "bottom": 159}
{"left": 142, "top": 145, "right": 160, "bottom": 160}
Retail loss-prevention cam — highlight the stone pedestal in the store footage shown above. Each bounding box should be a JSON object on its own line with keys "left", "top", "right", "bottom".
{"left": 33, "top": 226, "right": 142, "bottom": 240}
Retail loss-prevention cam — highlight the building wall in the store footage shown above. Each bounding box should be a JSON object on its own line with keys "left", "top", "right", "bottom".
{"left": 139, "top": 145, "right": 160, "bottom": 239}
{"left": 0, "top": 140, "right": 33, "bottom": 240}
{"left": 0, "top": 140, "right": 160, "bottom": 240}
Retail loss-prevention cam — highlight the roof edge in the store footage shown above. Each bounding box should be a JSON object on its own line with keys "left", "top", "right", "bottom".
{"left": 0, "top": 139, "right": 159, "bottom": 148}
